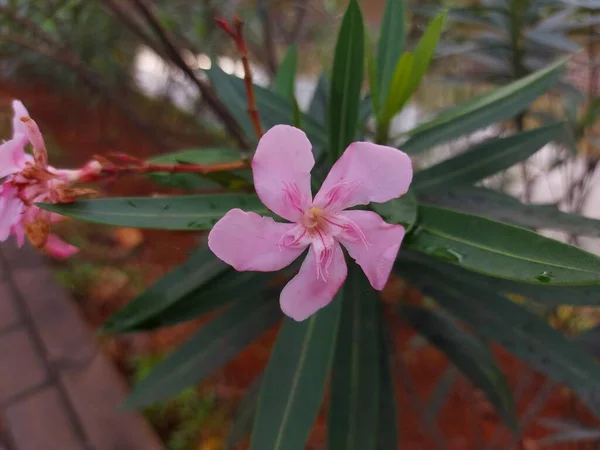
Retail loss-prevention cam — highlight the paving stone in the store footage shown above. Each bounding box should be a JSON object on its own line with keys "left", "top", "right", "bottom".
{"left": 0, "top": 281, "right": 20, "bottom": 332}
{"left": 61, "top": 354, "right": 163, "bottom": 450}
{"left": 4, "top": 387, "right": 84, "bottom": 450}
{"left": 0, "top": 329, "right": 48, "bottom": 403}
{"left": 10, "top": 268, "right": 96, "bottom": 367}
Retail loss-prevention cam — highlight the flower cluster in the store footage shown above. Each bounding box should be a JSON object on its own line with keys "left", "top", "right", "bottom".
{"left": 0, "top": 101, "right": 101, "bottom": 258}
{"left": 209, "top": 125, "right": 413, "bottom": 321}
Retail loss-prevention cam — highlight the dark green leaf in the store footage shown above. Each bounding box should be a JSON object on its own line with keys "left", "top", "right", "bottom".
{"left": 399, "top": 269, "right": 600, "bottom": 396}
{"left": 372, "top": 190, "right": 418, "bottom": 231}
{"left": 418, "top": 186, "right": 600, "bottom": 237}
{"left": 413, "top": 124, "right": 562, "bottom": 193}
{"left": 102, "top": 247, "right": 227, "bottom": 333}
{"left": 122, "top": 272, "right": 274, "bottom": 331}
{"left": 407, "top": 205, "right": 600, "bottom": 284}
{"left": 250, "top": 297, "right": 343, "bottom": 450}
{"left": 40, "top": 193, "right": 267, "bottom": 230}
{"left": 274, "top": 44, "right": 298, "bottom": 101}
{"left": 124, "top": 294, "right": 281, "bottom": 408}
{"left": 401, "top": 57, "right": 568, "bottom": 155}
{"left": 396, "top": 251, "right": 600, "bottom": 306}
{"left": 328, "top": 266, "right": 380, "bottom": 450}
{"left": 399, "top": 305, "right": 516, "bottom": 428}
{"left": 227, "top": 375, "right": 263, "bottom": 450}
{"left": 377, "top": 0, "right": 405, "bottom": 107}
{"left": 329, "top": 0, "right": 365, "bottom": 160}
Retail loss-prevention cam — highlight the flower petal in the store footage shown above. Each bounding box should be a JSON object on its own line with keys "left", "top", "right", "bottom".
{"left": 208, "top": 208, "right": 305, "bottom": 272}
{"left": 43, "top": 234, "right": 78, "bottom": 259}
{"left": 314, "top": 142, "right": 412, "bottom": 211}
{"left": 0, "top": 139, "right": 26, "bottom": 178}
{"left": 280, "top": 243, "right": 347, "bottom": 321}
{"left": 337, "top": 210, "right": 405, "bottom": 290}
{"left": 12, "top": 100, "right": 30, "bottom": 138}
{"left": 252, "top": 125, "right": 314, "bottom": 222}
{"left": 0, "top": 184, "right": 23, "bottom": 241}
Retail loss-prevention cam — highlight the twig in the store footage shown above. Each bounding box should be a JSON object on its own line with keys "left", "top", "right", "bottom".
{"left": 129, "top": 0, "right": 251, "bottom": 150}
{"left": 287, "top": 0, "right": 309, "bottom": 45}
{"left": 216, "top": 16, "right": 264, "bottom": 140}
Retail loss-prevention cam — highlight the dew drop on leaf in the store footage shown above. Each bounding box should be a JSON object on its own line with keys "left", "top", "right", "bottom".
{"left": 431, "top": 247, "right": 465, "bottom": 263}
{"left": 535, "top": 271, "right": 554, "bottom": 283}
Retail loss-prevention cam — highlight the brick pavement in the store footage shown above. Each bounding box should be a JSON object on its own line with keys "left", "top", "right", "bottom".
{"left": 0, "top": 241, "right": 163, "bottom": 450}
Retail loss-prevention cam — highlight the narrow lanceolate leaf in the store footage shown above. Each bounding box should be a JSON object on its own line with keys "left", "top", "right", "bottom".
{"left": 418, "top": 186, "right": 600, "bottom": 237}
{"left": 206, "top": 65, "right": 327, "bottom": 148}
{"left": 407, "top": 205, "right": 600, "bottom": 284}
{"left": 377, "top": 305, "right": 399, "bottom": 450}
{"left": 399, "top": 305, "right": 516, "bottom": 428}
{"left": 396, "top": 251, "right": 600, "bottom": 307}
{"left": 124, "top": 295, "right": 281, "bottom": 408}
{"left": 146, "top": 148, "right": 250, "bottom": 190}
{"left": 372, "top": 190, "right": 418, "bottom": 231}
{"left": 227, "top": 375, "right": 263, "bottom": 450}
{"left": 250, "top": 297, "right": 343, "bottom": 450}
{"left": 399, "top": 269, "right": 600, "bottom": 396}
{"left": 380, "top": 52, "right": 414, "bottom": 122}
{"left": 403, "top": 13, "right": 445, "bottom": 102}
{"left": 401, "top": 57, "right": 568, "bottom": 155}
{"left": 377, "top": 0, "right": 405, "bottom": 107}
{"left": 328, "top": 266, "right": 380, "bottom": 450}
{"left": 102, "top": 247, "right": 227, "bottom": 333}
{"left": 413, "top": 124, "right": 562, "bottom": 193}
{"left": 366, "top": 32, "right": 380, "bottom": 115}
{"left": 274, "top": 44, "right": 298, "bottom": 101}
{"left": 329, "top": 0, "right": 365, "bottom": 160}
{"left": 117, "top": 272, "right": 274, "bottom": 332}
{"left": 40, "top": 193, "right": 267, "bottom": 230}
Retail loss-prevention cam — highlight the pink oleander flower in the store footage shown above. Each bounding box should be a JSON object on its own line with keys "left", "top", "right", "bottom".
{"left": 0, "top": 100, "right": 100, "bottom": 258}
{"left": 209, "top": 125, "right": 413, "bottom": 321}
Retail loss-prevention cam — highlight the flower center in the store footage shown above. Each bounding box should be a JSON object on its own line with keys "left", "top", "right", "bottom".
{"left": 304, "top": 207, "right": 325, "bottom": 229}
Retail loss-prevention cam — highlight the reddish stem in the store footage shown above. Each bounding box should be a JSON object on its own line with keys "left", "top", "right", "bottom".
{"left": 101, "top": 160, "right": 248, "bottom": 177}
{"left": 216, "top": 16, "right": 264, "bottom": 139}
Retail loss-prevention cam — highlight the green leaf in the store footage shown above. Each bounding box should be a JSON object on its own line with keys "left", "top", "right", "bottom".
{"left": 407, "top": 205, "right": 600, "bottom": 284}
{"left": 39, "top": 193, "right": 267, "bottom": 230}
{"left": 419, "top": 186, "right": 600, "bottom": 238}
{"left": 401, "top": 57, "right": 568, "bottom": 155}
{"left": 124, "top": 294, "right": 281, "bottom": 408}
{"left": 227, "top": 375, "right": 262, "bottom": 450}
{"left": 102, "top": 247, "right": 227, "bottom": 333}
{"left": 380, "top": 52, "right": 414, "bottom": 122}
{"left": 377, "top": 0, "right": 406, "bottom": 108}
{"left": 377, "top": 305, "right": 398, "bottom": 449}
{"left": 118, "top": 272, "right": 274, "bottom": 332}
{"left": 399, "top": 305, "right": 516, "bottom": 428}
{"left": 206, "top": 65, "right": 327, "bottom": 148}
{"left": 371, "top": 190, "right": 418, "bottom": 231}
{"left": 413, "top": 124, "right": 562, "bottom": 193}
{"left": 400, "top": 269, "right": 600, "bottom": 396}
{"left": 403, "top": 13, "right": 445, "bottom": 102}
{"left": 397, "top": 251, "right": 600, "bottom": 307}
{"left": 250, "top": 297, "right": 343, "bottom": 450}
{"left": 328, "top": 266, "right": 380, "bottom": 450}
{"left": 146, "top": 148, "right": 251, "bottom": 190}
{"left": 274, "top": 44, "right": 298, "bottom": 101}
{"left": 329, "top": 0, "right": 365, "bottom": 160}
